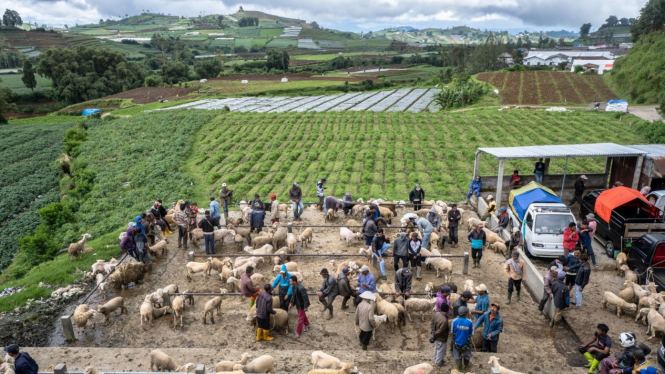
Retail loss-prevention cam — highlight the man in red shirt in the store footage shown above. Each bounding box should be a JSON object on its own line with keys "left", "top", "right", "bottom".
{"left": 563, "top": 222, "right": 579, "bottom": 256}
{"left": 510, "top": 170, "right": 523, "bottom": 188}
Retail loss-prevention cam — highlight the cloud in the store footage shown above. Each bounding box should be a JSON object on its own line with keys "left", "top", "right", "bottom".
{"left": 4, "top": 0, "right": 645, "bottom": 30}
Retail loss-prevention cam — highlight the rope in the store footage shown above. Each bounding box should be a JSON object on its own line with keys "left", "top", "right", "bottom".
{"left": 72, "top": 254, "right": 130, "bottom": 317}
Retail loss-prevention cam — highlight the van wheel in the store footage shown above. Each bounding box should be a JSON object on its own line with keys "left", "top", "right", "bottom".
{"left": 605, "top": 241, "right": 614, "bottom": 258}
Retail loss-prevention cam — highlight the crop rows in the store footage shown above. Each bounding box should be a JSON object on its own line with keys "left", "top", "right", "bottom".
{"left": 476, "top": 71, "right": 618, "bottom": 105}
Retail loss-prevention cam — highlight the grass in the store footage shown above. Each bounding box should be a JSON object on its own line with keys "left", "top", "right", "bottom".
{"left": 292, "top": 52, "right": 392, "bottom": 61}
{"left": 0, "top": 73, "right": 52, "bottom": 94}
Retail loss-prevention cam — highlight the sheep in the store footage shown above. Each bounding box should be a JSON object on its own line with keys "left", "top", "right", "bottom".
{"left": 339, "top": 227, "right": 361, "bottom": 246}
{"left": 189, "top": 228, "right": 204, "bottom": 246}
{"left": 234, "top": 256, "right": 265, "bottom": 268}
{"left": 172, "top": 295, "right": 185, "bottom": 329}
{"left": 632, "top": 281, "right": 650, "bottom": 301}
{"left": 0, "top": 362, "right": 15, "bottom": 374}
{"left": 647, "top": 301, "right": 665, "bottom": 339}
{"left": 91, "top": 259, "right": 117, "bottom": 275}
{"left": 639, "top": 293, "right": 664, "bottom": 310}
{"left": 636, "top": 307, "right": 651, "bottom": 325}
{"left": 601, "top": 291, "right": 638, "bottom": 317}
{"left": 216, "top": 353, "right": 252, "bottom": 372}
{"left": 214, "top": 228, "right": 235, "bottom": 248}
{"left": 623, "top": 265, "right": 638, "bottom": 283}
{"left": 252, "top": 235, "right": 274, "bottom": 249}
{"left": 140, "top": 297, "right": 155, "bottom": 330}
{"left": 203, "top": 295, "right": 223, "bottom": 324}
{"left": 233, "top": 354, "right": 276, "bottom": 373}
{"left": 616, "top": 252, "right": 628, "bottom": 274}
{"left": 73, "top": 304, "right": 96, "bottom": 337}
{"left": 97, "top": 297, "right": 127, "bottom": 325}
{"left": 108, "top": 262, "right": 147, "bottom": 289}
{"left": 182, "top": 290, "right": 195, "bottom": 306}
{"left": 402, "top": 363, "right": 433, "bottom": 374}
{"left": 310, "top": 351, "right": 356, "bottom": 372}
{"left": 351, "top": 204, "right": 366, "bottom": 218}
{"left": 152, "top": 306, "right": 173, "bottom": 319}
{"left": 149, "top": 240, "right": 167, "bottom": 258}
{"left": 467, "top": 217, "right": 483, "bottom": 231}
{"left": 210, "top": 256, "right": 232, "bottom": 273}
{"left": 489, "top": 241, "right": 509, "bottom": 257}
{"left": 619, "top": 280, "right": 635, "bottom": 303}
{"left": 272, "top": 225, "right": 288, "bottom": 249}
{"left": 163, "top": 284, "right": 179, "bottom": 295}
{"left": 325, "top": 208, "right": 336, "bottom": 223}
{"left": 423, "top": 257, "right": 452, "bottom": 281}
{"left": 218, "top": 264, "right": 234, "bottom": 283}
{"left": 404, "top": 297, "right": 436, "bottom": 322}
{"left": 483, "top": 228, "right": 504, "bottom": 244}
{"left": 377, "top": 206, "right": 393, "bottom": 224}
{"left": 226, "top": 274, "right": 264, "bottom": 292}
{"left": 147, "top": 289, "right": 164, "bottom": 308}
{"left": 286, "top": 233, "right": 297, "bottom": 254}
{"left": 242, "top": 207, "right": 252, "bottom": 221}
{"left": 307, "top": 369, "right": 354, "bottom": 374}
{"left": 299, "top": 227, "right": 313, "bottom": 248}
{"left": 69, "top": 233, "right": 92, "bottom": 261}
{"left": 487, "top": 356, "right": 526, "bottom": 374}
{"left": 185, "top": 259, "right": 213, "bottom": 281}
{"left": 233, "top": 261, "right": 257, "bottom": 279}
{"left": 273, "top": 262, "right": 299, "bottom": 273}
{"left": 374, "top": 293, "right": 399, "bottom": 333}
{"left": 149, "top": 350, "right": 196, "bottom": 372}
{"left": 95, "top": 273, "right": 107, "bottom": 301}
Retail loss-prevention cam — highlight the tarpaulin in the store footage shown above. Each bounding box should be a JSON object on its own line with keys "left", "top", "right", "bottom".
{"left": 509, "top": 182, "right": 563, "bottom": 221}
{"left": 82, "top": 109, "right": 101, "bottom": 116}
{"left": 594, "top": 186, "right": 652, "bottom": 222}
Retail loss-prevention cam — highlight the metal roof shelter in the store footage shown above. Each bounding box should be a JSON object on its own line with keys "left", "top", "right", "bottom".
{"left": 474, "top": 143, "right": 648, "bottom": 208}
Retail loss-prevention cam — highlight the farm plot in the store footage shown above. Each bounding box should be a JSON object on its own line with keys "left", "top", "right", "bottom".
{"left": 476, "top": 71, "right": 617, "bottom": 105}
{"left": 0, "top": 73, "right": 52, "bottom": 95}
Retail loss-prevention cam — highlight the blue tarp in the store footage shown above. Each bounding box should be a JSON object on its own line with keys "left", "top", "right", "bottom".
{"left": 510, "top": 188, "right": 563, "bottom": 221}
{"left": 82, "top": 109, "right": 101, "bottom": 116}
{"left": 608, "top": 100, "right": 627, "bottom": 104}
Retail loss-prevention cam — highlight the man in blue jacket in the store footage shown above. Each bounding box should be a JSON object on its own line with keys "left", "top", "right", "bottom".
{"left": 451, "top": 306, "right": 474, "bottom": 371}
{"left": 466, "top": 176, "right": 482, "bottom": 205}
{"left": 473, "top": 303, "right": 503, "bottom": 353}
{"left": 4, "top": 344, "right": 38, "bottom": 374}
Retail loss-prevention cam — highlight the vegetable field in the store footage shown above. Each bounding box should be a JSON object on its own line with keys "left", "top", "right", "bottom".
{"left": 476, "top": 71, "right": 617, "bottom": 105}
{"left": 0, "top": 122, "right": 71, "bottom": 271}
{"left": 189, "top": 110, "right": 643, "bottom": 202}
{"left": 0, "top": 73, "right": 52, "bottom": 95}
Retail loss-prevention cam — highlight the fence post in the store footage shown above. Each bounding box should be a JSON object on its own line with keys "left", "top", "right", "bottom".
{"left": 163, "top": 290, "right": 172, "bottom": 308}
{"left": 195, "top": 364, "right": 205, "bottom": 374}
{"left": 61, "top": 316, "right": 75, "bottom": 341}
{"left": 188, "top": 251, "right": 194, "bottom": 261}
{"left": 462, "top": 252, "right": 469, "bottom": 275}
{"left": 287, "top": 222, "right": 292, "bottom": 234}
{"left": 54, "top": 363, "right": 67, "bottom": 374}
{"left": 279, "top": 251, "right": 286, "bottom": 264}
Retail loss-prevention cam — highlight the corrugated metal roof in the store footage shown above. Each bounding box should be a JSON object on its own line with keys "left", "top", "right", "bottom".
{"left": 478, "top": 143, "right": 646, "bottom": 159}
{"left": 628, "top": 145, "right": 665, "bottom": 159}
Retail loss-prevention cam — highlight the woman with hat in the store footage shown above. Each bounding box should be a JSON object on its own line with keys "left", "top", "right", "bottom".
{"left": 355, "top": 291, "right": 377, "bottom": 351}
{"left": 269, "top": 194, "right": 279, "bottom": 224}
{"left": 473, "top": 303, "right": 503, "bottom": 353}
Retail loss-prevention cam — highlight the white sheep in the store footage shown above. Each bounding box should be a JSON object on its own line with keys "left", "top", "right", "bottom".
{"left": 91, "top": 259, "right": 117, "bottom": 275}
{"left": 152, "top": 306, "right": 173, "bottom": 319}
{"left": 632, "top": 281, "right": 650, "bottom": 301}
{"left": 339, "top": 227, "right": 361, "bottom": 246}
{"left": 69, "top": 233, "right": 92, "bottom": 260}
{"left": 619, "top": 280, "right": 635, "bottom": 303}
{"left": 97, "top": 296, "right": 127, "bottom": 325}
{"left": 601, "top": 291, "right": 638, "bottom": 317}
{"left": 140, "top": 297, "right": 154, "bottom": 330}
{"left": 354, "top": 314, "right": 388, "bottom": 340}
{"left": 95, "top": 273, "right": 107, "bottom": 301}
{"left": 233, "top": 261, "right": 257, "bottom": 279}
{"left": 647, "top": 301, "right": 665, "bottom": 339}
{"left": 374, "top": 293, "right": 399, "bottom": 333}
{"left": 172, "top": 295, "right": 185, "bottom": 329}
{"left": 245, "top": 244, "right": 274, "bottom": 255}
{"left": 273, "top": 261, "right": 298, "bottom": 273}
{"left": 272, "top": 225, "right": 288, "bottom": 249}
{"left": 252, "top": 235, "right": 274, "bottom": 249}
{"left": 487, "top": 356, "right": 525, "bottom": 374}
{"left": 233, "top": 354, "right": 276, "bottom": 373}
{"left": 73, "top": 304, "right": 96, "bottom": 337}
{"left": 403, "top": 363, "right": 433, "bottom": 374}
{"left": 286, "top": 233, "right": 297, "bottom": 254}
{"left": 623, "top": 265, "right": 638, "bottom": 283}
{"left": 467, "top": 217, "right": 482, "bottom": 231}
{"left": 311, "top": 351, "right": 356, "bottom": 372}
{"left": 215, "top": 353, "right": 252, "bottom": 372}
{"left": 404, "top": 297, "right": 436, "bottom": 322}
{"left": 299, "top": 228, "right": 313, "bottom": 248}
{"left": 203, "top": 295, "right": 223, "bottom": 324}
{"left": 235, "top": 256, "right": 265, "bottom": 268}
{"left": 185, "top": 259, "right": 213, "bottom": 281}
{"left": 163, "top": 284, "right": 179, "bottom": 295}
{"left": 463, "top": 280, "right": 476, "bottom": 294}
{"left": 149, "top": 350, "right": 196, "bottom": 372}
{"left": 423, "top": 257, "right": 452, "bottom": 281}
{"left": 616, "top": 252, "right": 628, "bottom": 274}
{"left": 639, "top": 293, "right": 664, "bottom": 310}
{"left": 636, "top": 307, "right": 651, "bottom": 325}
{"left": 150, "top": 240, "right": 167, "bottom": 258}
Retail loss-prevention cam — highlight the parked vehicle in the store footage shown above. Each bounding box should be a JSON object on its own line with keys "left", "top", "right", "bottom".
{"left": 508, "top": 182, "right": 576, "bottom": 258}
{"left": 580, "top": 187, "right": 665, "bottom": 258}
{"left": 646, "top": 190, "right": 665, "bottom": 211}
{"left": 658, "top": 333, "right": 665, "bottom": 372}
{"left": 626, "top": 233, "right": 665, "bottom": 290}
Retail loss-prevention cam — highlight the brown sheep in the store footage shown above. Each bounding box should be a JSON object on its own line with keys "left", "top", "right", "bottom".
{"left": 69, "top": 233, "right": 92, "bottom": 261}
{"left": 107, "top": 262, "right": 147, "bottom": 289}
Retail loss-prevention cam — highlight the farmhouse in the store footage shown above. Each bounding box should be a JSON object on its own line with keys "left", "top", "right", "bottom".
{"left": 523, "top": 51, "right": 615, "bottom": 66}
{"left": 570, "top": 59, "right": 614, "bottom": 74}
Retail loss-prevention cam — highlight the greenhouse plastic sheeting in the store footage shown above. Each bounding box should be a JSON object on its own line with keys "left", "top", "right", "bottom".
{"left": 508, "top": 182, "right": 563, "bottom": 221}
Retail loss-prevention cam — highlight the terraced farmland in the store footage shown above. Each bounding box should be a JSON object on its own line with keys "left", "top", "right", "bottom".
{"left": 477, "top": 71, "right": 618, "bottom": 105}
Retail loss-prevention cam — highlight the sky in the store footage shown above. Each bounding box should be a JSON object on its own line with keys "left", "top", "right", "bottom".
{"left": 5, "top": 0, "right": 646, "bottom": 33}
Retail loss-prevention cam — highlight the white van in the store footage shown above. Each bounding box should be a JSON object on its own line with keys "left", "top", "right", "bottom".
{"left": 517, "top": 203, "right": 577, "bottom": 257}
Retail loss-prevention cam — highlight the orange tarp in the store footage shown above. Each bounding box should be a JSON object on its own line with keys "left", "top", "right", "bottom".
{"left": 594, "top": 186, "right": 650, "bottom": 222}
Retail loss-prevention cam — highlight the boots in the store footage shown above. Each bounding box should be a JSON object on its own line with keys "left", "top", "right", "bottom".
{"left": 506, "top": 293, "right": 512, "bottom": 304}
{"left": 516, "top": 291, "right": 521, "bottom": 302}
{"left": 223, "top": 212, "right": 229, "bottom": 225}
{"left": 326, "top": 307, "right": 333, "bottom": 320}
{"left": 466, "top": 198, "right": 470, "bottom": 205}
{"left": 583, "top": 352, "right": 594, "bottom": 367}
{"left": 361, "top": 344, "right": 367, "bottom": 351}
{"left": 320, "top": 299, "right": 328, "bottom": 312}
{"left": 477, "top": 259, "right": 481, "bottom": 268}
{"left": 588, "top": 359, "right": 600, "bottom": 373}
{"left": 416, "top": 266, "right": 422, "bottom": 280}
{"left": 250, "top": 299, "right": 255, "bottom": 308}
{"left": 463, "top": 359, "right": 471, "bottom": 369}
{"left": 341, "top": 298, "right": 349, "bottom": 310}
{"left": 472, "top": 259, "right": 478, "bottom": 268}
{"left": 256, "top": 328, "right": 263, "bottom": 342}
{"left": 455, "top": 360, "right": 463, "bottom": 371}
{"left": 262, "top": 328, "right": 274, "bottom": 341}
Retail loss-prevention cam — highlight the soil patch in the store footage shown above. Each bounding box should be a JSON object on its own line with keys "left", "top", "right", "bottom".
{"left": 103, "top": 87, "right": 198, "bottom": 104}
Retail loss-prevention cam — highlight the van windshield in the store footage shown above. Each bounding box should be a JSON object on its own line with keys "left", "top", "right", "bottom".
{"left": 534, "top": 214, "right": 573, "bottom": 235}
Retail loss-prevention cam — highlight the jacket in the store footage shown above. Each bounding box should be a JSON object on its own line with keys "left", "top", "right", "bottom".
{"left": 575, "top": 262, "right": 591, "bottom": 287}
{"left": 427, "top": 208, "right": 441, "bottom": 229}
{"left": 485, "top": 200, "right": 497, "bottom": 215}
{"left": 509, "top": 231, "right": 522, "bottom": 248}
{"left": 14, "top": 352, "right": 38, "bottom": 374}
{"left": 150, "top": 203, "right": 166, "bottom": 220}
{"left": 631, "top": 360, "right": 651, "bottom": 374}
{"left": 209, "top": 200, "right": 221, "bottom": 218}
{"left": 431, "top": 312, "right": 450, "bottom": 342}
{"left": 534, "top": 161, "right": 545, "bottom": 173}
{"left": 578, "top": 227, "right": 592, "bottom": 249}
{"left": 250, "top": 208, "right": 265, "bottom": 228}
{"left": 255, "top": 290, "right": 276, "bottom": 319}
{"left": 240, "top": 273, "right": 260, "bottom": 297}
{"left": 120, "top": 226, "right": 136, "bottom": 253}
{"left": 565, "top": 254, "right": 581, "bottom": 275}
{"left": 543, "top": 271, "right": 556, "bottom": 295}
{"left": 409, "top": 188, "right": 425, "bottom": 202}
{"left": 198, "top": 217, "right": 216, "bottom": 233}
{"left": 448, "top": 209, "right": 461, "bottom": 228}
{"left": 467, "top": 229, "right": 487, "bottom": 247}
{"left": 473, "top": 311, "right": 503, "bottom": 341}
{"left": 249, "top": 199, "right": 264, "bottom": 211}
{"left": 551, "top": 280, "right": 569, "bottom": 309}
{"left": 290, "top": 283, "right": 310, "bottom": 310}
{"left": 135, "top": 215, "right": 146, "bottom": 236}
{"left": 320, "top": 274, "right": 338, "bottom": 297}
{"left": 468, "top": 179, "right": 482, "bottom": 195}
{"left": 355, "top": 299, "right": 376, "bottom": 332}
{"left": 416, "top": 217, "right": 433, "bottom": 235}
{"left": 504, "top": 258, "right": 525, "bottom": 280}
{"left": 615, "top": 342, "right": 652, "bottom": 371}
{"left": 474, "top": 293, "right": 490, "bottom": 314}
{"left": 451, "top": 316, "right": 474, "bottom": 346}
{"left": 497, "top": 212, "right": 509, "bottom": 229}
{"left": 408, "top": 239, "right": 422, "bottom": 257}
{"left": 316, "top": 181, "right": 325, "bottom": 197}
{"left": 452, "top": 297, "right": 467, "bottom": 318}
{"left": 563, "top": 228, "right": 579, "bottom": 251}
{"left": 270, "top": 199, "right": 279, "bottom": 216}
{"left": 357, "top": 272, "right": 376, "bottom": 293}
{"left": 394, "top": 268, "right": 412, "bottom": 293}
{"left": 337, "top": 273, "right": 354, "bottom": 296}
{"left": 435, "top": 292, "right": 452, "bottom": 317}
{"left": 371, "top": 235, "right": 390, "bottom": 253}
{"left": 363, "top": 218, "right": 378, "bottom": 237}
{"left": 272, "top": 264, "right": 293, "bottom": 295}
{"left": 218, "top": 187, "right": 232, "bottom": 201}
{"left": 574, "top": 179, "right": 586, "bottom": 196}
{"left": 393, "top": 234, "right": 409, "bottom": 257}
{"left": 324, "top": 196, "right": 342, "bottom": 210}
{"left": 289, "top": 187, "right": 302, "bottom": 201}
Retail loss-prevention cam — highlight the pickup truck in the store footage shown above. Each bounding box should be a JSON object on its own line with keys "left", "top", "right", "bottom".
{"left": 626, "top": 233, "right": 665, "bottom": 290}
{"left": 580, "top": 187, "right": 665, "bottom": 258}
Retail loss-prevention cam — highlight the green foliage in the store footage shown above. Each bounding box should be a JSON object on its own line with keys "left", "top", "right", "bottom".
{"left": 580, "top": 23, "right": 592, "bottom": 37}
{"left": 2, "top": 9, "right": 22, "bottom": 27}
{"left": 574, "top": 65, "right": 584, "bottom": 73}
{"left": 238, "top": 17, "right": 259, "bottom": 27}
{"left": 36, "top": 46, "right": 145, "bottom": 104}
{"left": 194, "top": 59, "right": 223, "bottom": 79}
{"left": 266, "top": 50, "right": 290, "bottom": 71}
{"left": 435, "top": 79, "right": 488, "bottom": 110}
{"left": 144, "top": 75, "right": 160, "bottom": 87}
{"left": 160, "top": 61, "right": 190, "bottom": 84}
{"left": 610, "top": 31, "right": 665, "bottom": 103}
{"left": 0, "top": 78, "right": 15, "bottom": 124}
{"left": 636, "top": 119, "right": 665, "bottom": 143}
{"left": 17, "top": 226, "right": 60, "bottom": 268}
{"left": 38, "top": 202, "right": 73, "bottom": 230}
{"left": 64, "top": 127, "right": 87, "bottom": 157}
{"left": 631, "top": 0, "right": 665, "bottom": 41}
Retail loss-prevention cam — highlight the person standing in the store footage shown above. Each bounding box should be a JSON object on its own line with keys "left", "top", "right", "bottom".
{"left": 316, "top": 177, "right": 327, "bottom": 212}
{"left": 473, "top": 303, "right": 503, "bottom": 353}
{"left": 271, "top": 264, "right": 293, "bottom": 311}
{"left": 453, "top": 291, "right": 474, "bottom": 318}
{"left": 427, "top": 207, "right": 441, "bottom": 239}
{"left": 371, "top": 229, "right": 391, "bottom": 281}
{"left": 218, "top": 183, "right": 233, "bottom": 223}
{"left": 579, "top": 324, "right": 612, "bottom": 374}
{"left": 503, "top": 251, "right": 524, "bottom": 304}
{"left": 467, "top": 223, "right": 487, "bottom": 268}
{"left": 586, "top": 213, "right": 597, "bottom": 239}
{"left": 538, "top": 266, "right": 559, "bottom": 314}
{"left": 448, "top": 204, "right": 461, "bottom": 248}
{"left": 570, "top": 175, "right": 588, "bottom": 207}
{"left": 563, "top": 222, "right": 579, "bottom": 256}
{"left": 317, "top": 268, "right": 338, "bottom": 320}
{"left": 431, "top": 303, "right": 450, "bottom": 367}
{"left": 173, "top": 203, "right": 189, "bottom": 249}
{"left": 409, "top": 184, "right": 425, "bottom": 211}
{"left": 471, "top": 284, "right": 489, "bottom": 321}
{"left": 241, "top": 266, "right": 261, "bottom": 308}
{"left": 249, "top": 194, "right": 266, "bottom": 233}
{"left": 436, "top": 286, "right": 452, "bottom": 318}
{"left": 269, "top": 194, "right": 280, "bottom": 224}
{"left": 466, "top": 176, "right": 482, "bottom": 205}
{"left": 579, "top": 220, "right": 597, "bottom": 268}
{"left": 534, "top": 158, "right": 545, "bottom": 184}
{"left": 134, "top": 215, "right": 152, "bottom": 268}
{"left": 198, "top": 210, "right": 216, "bottom": 254}
{"left": 550, "top": 271, "right": 569, "bottom": 327}
{"left": 289, "top": 275, "right": 310, "bottom": 338}
{"left": 289, "top": 183, "right": 304, "bottom": 221}
{"left": 342, "top": 192, "right": 356, "bottom": 216}
{"left": 185, "top": 201, "right": 198, "bottom": 230}
{"left": 451, "top": 306, "right": 474, "bottom": 371}
{"left": 255, "top": 284, "right": 277, "bottom": 341}
{"left": 355, "top": 291, "right": 377, "bottom": 351}
{"left": 336, "top": 267, "right": 357, "bottom": 310}
{"left": 394, "top": 267, "right": 412, "bottom": 299}
{"left": 393, "top": 232, "right": 409, "bottom": 271}
{"left": 3, "top": 344, "right": 38, "bottom": 374}
{"left": 574, "top": 254, "right": 591, "bottom": 307}
{"left": 493, "top": 207, "right": 509, "bottom": 233}
{"left": 506, "top": 227, "right": 521, "bottom": 257}
{"left": 362, "top": 211, "right": 378, "bottom": 253}
{"left": 209, "top": 196, "right": 222, "bottom": 229}
{"left": 480, "top": 195, "right": 497, "bottom": 221}
{"left": 410, "top": 216, "right": 433, "bottom": 251}
{"left": 408, "top": 232, "right": 423, "bottom": 280}
{"left": 356, "top": 265, "right": 376, "bottom": 306}
{"left": 120, "top": 225, "right": 139, "bottom": 261}
{"left": 564, "top": 248, "right": 582, "bottom": 292}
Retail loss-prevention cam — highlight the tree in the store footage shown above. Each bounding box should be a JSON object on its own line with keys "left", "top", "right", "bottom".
{"left": 266, "top": 50, "right": 289, "bottom": 70}
{"left": 548, "top": 40, "right": 556, "bottom": 48}
{"left": 605, "top": 15, "right": 619, "bottom": 28}
{"left": 512, "top": 49, "right": 524, "bottom": 65}
{"left": 160, "top": 61, "right": 189, "bottom": 84}
{"left": 311, "top": 21, "right": 320, "bottom": 29}
{"left": 21, "top": 60, "right": 36, "bottom": 91}
{"left": 516, "top": 37, "right": 523, "bottom": 48}
{"left": 2, "top": 9, "right": 23, "bottom": 27}
{"left": 525, "top": 36, "right": 533, "bottom": 49}
{"left": 631, "top": 0, "right": 665, "bottom": 42}
{"left": 0, "top": 77, "right": 16, "bottom": 124}
{"left": 580, "top": 23, "right": 592, "bottom": 37}
{"left": 619, "top": 17, "right": 630, "bottom": 26}
{"left": 36, "top": 46, "right": 145, "bottom": 104}
{"left": 194, "top": 58, "right": 223, "bottom": 79}
{"left": 558, "top": 37, "right": 566, "bottom": 46}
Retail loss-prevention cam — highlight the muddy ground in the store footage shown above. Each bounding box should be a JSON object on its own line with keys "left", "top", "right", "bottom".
{"left": 11, "top": 205, "right": 602, "bottom": 373}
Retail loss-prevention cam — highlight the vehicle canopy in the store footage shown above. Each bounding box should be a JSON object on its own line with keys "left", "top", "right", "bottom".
{"left": 509, "top": 182, "right": 563, "bottom": 221}
{"left": 594, "top": 186, "right": 659, "bottom": 223}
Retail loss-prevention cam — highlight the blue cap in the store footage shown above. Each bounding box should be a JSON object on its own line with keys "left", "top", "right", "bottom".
{"left": 441, "top": 286, "right": 451, "bottom": 293}
{"left": 499, "top": 207, "right": 507, "bottom": 212}
{"left": 639, "top": 368, "right": 657, "bottom": 374}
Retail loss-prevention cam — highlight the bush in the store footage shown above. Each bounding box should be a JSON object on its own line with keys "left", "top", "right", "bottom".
{"left": 38, "top": 202, "right": 74, "bottom": 230}
{"left": 434, "top": 80, "right": 488, "bottom": 110}
{"left": 64, "top": 127, "right": 86, "bottom": 157}
{"left": 144, "top": 76, "right": 160, "bottom": 87}
{"left": 18, "top": 226, "right": 61, "bottom": 267}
